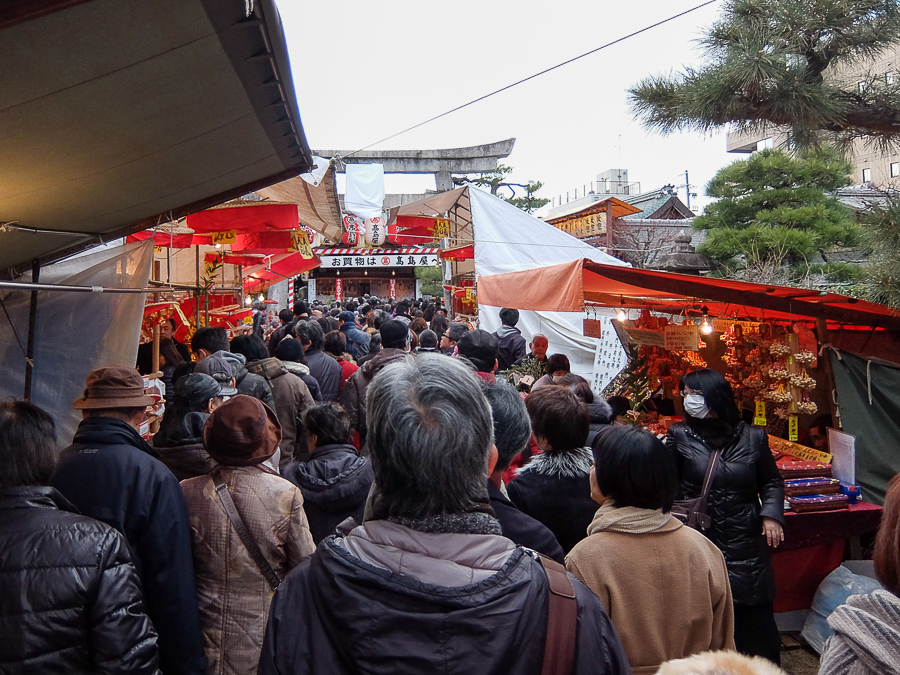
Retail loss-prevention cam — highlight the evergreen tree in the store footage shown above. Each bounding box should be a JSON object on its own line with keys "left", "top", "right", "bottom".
{"left": 856, "top": 199, "right": 900, "bottom": 307}
{"left": 629, "top": 0, "right": 900, "bottom": 149}
{"left": 454, "top": 164, "right": 550, "bottom": 213}
{"left": 693, "top": 148, "right": 862, "bottom": 283}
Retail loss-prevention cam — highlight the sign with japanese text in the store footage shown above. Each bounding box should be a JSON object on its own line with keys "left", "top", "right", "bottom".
{"left": 754, "top": 400, "right": 767, "bottom": 427}
{"left": 389, "top": 278, "right": 397, "bottom": 300}
{"left": 789, "top": 415, "right": 799, "bottom": 442}
{"left": 583, "top": 319, "right": 602, "bottom": 338}
{"left": 321, "top": 253, "right": 439, "bottom": 268}
{"left": 664, "top": 324, "right": 700, "bottom": 352}
{"left": 307, "top": 279, "right": 316, "bottom": 301}
{"left": 712, "top": 319, "right": 761, "bottom": 333}
{"left": 290, "top": 230, "right": 314, "bottom": 258}
{"left": 622, "top": 327, "right": 666, "bottom": 348}
{"left": 433, "top": 219, "right": 450, "bottom": 237}
{"left": 211, "top": 230, "right": 237, "bottom": 245}
{"left": 591, "top": 317, "right": 628, "bottom": 395}
{"left": 335, "top": 278, "right": 343, "bottom": 302}
{"left": 551, "top": 211, "right": 606, "bottom": 239}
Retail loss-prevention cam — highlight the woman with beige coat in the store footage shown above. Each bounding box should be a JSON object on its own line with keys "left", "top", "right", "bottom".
{"left": 181, "top": 395, "right": 315, "bottom": 675}
{"left": 566, "top": 425, "right": 735, "bottom": 675}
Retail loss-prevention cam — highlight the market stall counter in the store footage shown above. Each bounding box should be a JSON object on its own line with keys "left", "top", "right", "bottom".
{"left": 772, "top": 501, "right": 882, "bottom": 612}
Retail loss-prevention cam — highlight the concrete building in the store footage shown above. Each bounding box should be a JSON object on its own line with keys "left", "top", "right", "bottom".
{"left": 726, "top": 47, "right": 900, "bottom": 186}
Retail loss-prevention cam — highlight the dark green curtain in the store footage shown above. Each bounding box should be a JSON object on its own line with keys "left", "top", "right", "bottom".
{"left": 830, "top": 349, "right": 900, "bottom": 506}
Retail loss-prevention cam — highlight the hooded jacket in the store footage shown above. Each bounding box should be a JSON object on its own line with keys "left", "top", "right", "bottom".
{"left": 258, "top": 520, "right": 631, "bottom": 675}
{"left": 507, "top": 447, "right": 597, "bottom": 554}
{"left": 283, "top": 444, "right": 375, "bottom": 543}
{"left": 52, "top": 417, "right": 206, "bottom": 675}
{"left": 246, "top": 357, "right": 315, "bottom": 467}
{"left": 153, "top": 410, "right": 217, "bottom": 481}
{"left": 214, "top": 350, "right": 276, "bottom": 410}
{"left": 820, "top": 589, "right": 900, "bottom": 675}
{"left": 665, "top": 421, "right": 785, "bottom": 606}
{"left": 340, "top": 348, "right": 409, "bottom": 452}
{"left": 493, "top": 324, "right": 527, "bottom": 371}
{"left": 340, "top": 321, "right": 371, "bottom": 360}
{"left": 181, "top": 465, "right": 316, "bottom": 675}
{"left": 282, "top": 360, "right": 323, "bottom": 402}
{"left": 0, "top": 486, "right": 160, "bottom": 674}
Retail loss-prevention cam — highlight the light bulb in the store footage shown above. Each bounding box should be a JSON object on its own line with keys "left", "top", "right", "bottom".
{"left": 701, "top": 320, "right": 713, "bottom": 335}
{"left": 616, "top": 308, "right": 627, "bottom": 322}
{"left": 257, "top": 294, "right": 264, "bottom": 302}
{"left": 364, "top": 269, "right": 368, "bottom": 275}
{"left": 244, "top": 296, "right": 251, "bottom": 306}
{"left": 214, "top": 242, "right": 221, "bottom": 249}
{"left": 336, "top": 270, "right": 340, "bottom": 276}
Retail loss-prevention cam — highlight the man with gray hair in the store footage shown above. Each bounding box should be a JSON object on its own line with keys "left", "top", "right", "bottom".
{"left": 259, "top": 355, "right": 629, "bottom": 675}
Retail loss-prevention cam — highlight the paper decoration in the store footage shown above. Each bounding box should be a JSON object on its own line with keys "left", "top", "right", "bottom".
{"left": 307, "top": 279, "right": 316, "bottom": 302}
{"left": 591, "top": 317, "right": 628, "bottom": 395}
{"left": 789, "top": 415, "right": 799, "bottom": 441}
{"left": 341, "top": 214, "right": 365, "bottom": 247}
{"left": 828, "top": 428, "right": 857, "bottom": 485}
{"left": 290, "top": 231, "right": 314, "bottom": 259}
{"left": 335, "top": 278, "right": 343, "bottom": 302}
{"left": 623, "top": 326, "right": 666, "bottom": 348}
{"left": 754, "top": 400, "right": 767, "bottom": 427}
{"left": 211, "top": 230, "right": 237, "bottom": 245}
{"left": 433, "top": 218, "right": 450, "bottom": 237}
{"left": 389, "top": 278, "right": 397, "bottom": 300}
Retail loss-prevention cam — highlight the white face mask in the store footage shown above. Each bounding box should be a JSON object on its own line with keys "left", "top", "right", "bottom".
{"left": 683, "top": 394, "right": 710, "bottom": 419}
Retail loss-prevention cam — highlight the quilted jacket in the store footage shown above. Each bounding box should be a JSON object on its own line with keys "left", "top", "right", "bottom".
{"left": 0, "top": 486, "right": 159, "bottom": 674}
{"left": 181, "top": 465, "right": 316, "bottom": 675}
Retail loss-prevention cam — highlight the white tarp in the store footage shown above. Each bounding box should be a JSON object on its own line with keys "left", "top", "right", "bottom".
{"left": 0, "top": 240, "right": 153, "bottom": 443}
{"left": 344, "top": 163, "right": 385, "bottom": 219}
{"left": 470, "top": 188, "right": 629, "bottom": 384}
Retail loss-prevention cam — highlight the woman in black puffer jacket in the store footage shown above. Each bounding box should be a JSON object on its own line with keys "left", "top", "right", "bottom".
{"left": 665, "top": 369, "right": 785, "bottom": 666}
{"left": 0, "top": 401, "right": 159, "bottom": 674}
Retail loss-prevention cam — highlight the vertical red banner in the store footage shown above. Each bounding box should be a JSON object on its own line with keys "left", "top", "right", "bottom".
{"left": 389, "top": 278, "right": 397, "bottom": 300}
{"left": 335, "top": 278, "right": 344, "bottom": 302}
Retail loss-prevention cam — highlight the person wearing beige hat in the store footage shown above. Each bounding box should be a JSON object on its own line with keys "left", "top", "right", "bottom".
{"left": 52, "top": 366, "right": 207, "bottom": 675}
{"left": 181, "top": 395, "right": 315, "bottom": 675}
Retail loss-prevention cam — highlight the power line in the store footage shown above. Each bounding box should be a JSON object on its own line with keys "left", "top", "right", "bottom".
{"left": 343, "top": 0, "right": 719, "bottom": 158}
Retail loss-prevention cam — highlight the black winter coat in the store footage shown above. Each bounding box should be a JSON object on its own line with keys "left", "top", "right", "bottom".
{"left": 258, "top": 532, "right": 630, "bottom": 675}
{"left": 52, "top": 417, "right": 207, "bottom": 675}
{"left": 488, "top": 480, "right": 564, "bottom": 564}
{"left": 283, "top": 444, "right": 374, "bottom": 544}
{"left": 493, "top": 325, "right": 527, "bottom": 371}
{"left": 665, "top": 421, "right": 785, "bottom": 606}
{"left": 306, "top": 348, "right": 342, "bottom": 402}
{"left": 0, "top": 486, "right": 159, "bottom": 673}
{"left": 507, "top": 448, "right": 597, "bottom": 554}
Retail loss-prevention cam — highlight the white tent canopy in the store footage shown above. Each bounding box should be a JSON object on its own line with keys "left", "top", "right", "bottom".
{"left": 469, "top": 188, "right": 629, "bottom": 388}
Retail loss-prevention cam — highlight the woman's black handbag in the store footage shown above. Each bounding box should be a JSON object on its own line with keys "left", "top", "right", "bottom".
{"left": 671, "top": 449, "right": 722, "bottom": 531}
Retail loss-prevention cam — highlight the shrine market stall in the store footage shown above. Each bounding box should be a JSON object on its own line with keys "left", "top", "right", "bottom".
{"left": 478, "top": 257, "right": 900, "bottom": 615}
{"left": 308, "top": 248, "right": 440, "bottom": 302}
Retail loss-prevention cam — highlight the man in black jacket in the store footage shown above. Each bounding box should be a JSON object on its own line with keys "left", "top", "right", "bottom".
{"left": 190, "top": 327, "right": 275, "bottom": 410}
{"left": 492, "top": 308, "right": 527, "bottom": 371}
{"left": 52, "top": 367, "right": 206, "bottom": 675}
{"left": 259, "top": 355, "right": 629, "bottom": 675}
{"left": 295, "top": 319, "right": 342, "bottom": 402}
{"left": 480, "top": 380, "right": 565, "bottom": 564}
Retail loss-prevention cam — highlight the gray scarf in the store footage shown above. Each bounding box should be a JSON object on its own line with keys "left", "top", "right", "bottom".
{"left": 821, "top": 589, "right": 900, "bottom": 675}
{"left": 587, "top": 501, "right": 673, "bottom": 535}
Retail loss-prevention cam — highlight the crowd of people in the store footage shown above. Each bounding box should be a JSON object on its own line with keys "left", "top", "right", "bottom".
{"left": 1, "top": 298, "right": 898, "bottom": 675}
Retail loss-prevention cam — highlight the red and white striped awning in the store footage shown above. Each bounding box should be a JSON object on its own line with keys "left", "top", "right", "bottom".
{"left": 314, "top": 247, "right": 439, "bottom": 256}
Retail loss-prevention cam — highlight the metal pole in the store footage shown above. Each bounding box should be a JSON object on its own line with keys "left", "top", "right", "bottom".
{"left": 195, "top": 246, "right": 201, "bottom": 329}
{"left": 23, "top": 260, "right": 40, "bottom": 401}
{"left": 685, "top": 170, "right": 691, "bottom": 211}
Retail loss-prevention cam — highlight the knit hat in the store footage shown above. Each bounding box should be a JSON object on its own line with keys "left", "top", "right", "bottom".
{"left": 175, "top": 373, "right": 221, "bottom": 412}
{"left": 203, "top": 395, "right": 282, "bottom": 466}
{"left": 73, "top": 366, "right": 157, "bottom": 409}
{"left": 194, "top": 354, "right": 238, "bottom": 397}
{"left": 274, "top": 336, "right": 306, "bottom": 363}
{"left": 338, "top": 311, "right": 356, "bottom": 324}
{"left": 379, "top": 319, "right": 410, "bottom": 349}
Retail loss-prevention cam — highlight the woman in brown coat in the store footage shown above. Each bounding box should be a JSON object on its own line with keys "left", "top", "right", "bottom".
{"left": 181, "top": 396, "right": 315, "bottom": 675}
{"left": 566, "top": 425, "right": 735, "bottom": 675}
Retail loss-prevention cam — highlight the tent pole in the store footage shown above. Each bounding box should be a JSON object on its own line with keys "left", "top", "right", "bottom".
{"left": 23, "top": 260, "right": 40, "bottom": 401}
{"left": 195, "top": 246, "right": 201, "bottom": 329}
{"left": 815, "top": 318, "right": 841, "bottom": 429}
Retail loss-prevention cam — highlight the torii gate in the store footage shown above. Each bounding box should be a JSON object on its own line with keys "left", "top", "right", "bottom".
{"left": 315, "top": 138, "right": 516, "bottom": 203}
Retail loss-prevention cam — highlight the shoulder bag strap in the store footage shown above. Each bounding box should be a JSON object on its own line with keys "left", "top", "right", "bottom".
{"left": 212, "top": 471, "right": 281, "bottom": 590}
{"left": 538, "top": 554, "right": 577, "bottom": 675}
{"left": 699, "top": 448, "right": 723, "bottom": 502}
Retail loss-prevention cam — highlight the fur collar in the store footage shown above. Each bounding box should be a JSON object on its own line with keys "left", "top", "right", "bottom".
{"left": 519, "top": 446, "right": 592, "bottom": 478}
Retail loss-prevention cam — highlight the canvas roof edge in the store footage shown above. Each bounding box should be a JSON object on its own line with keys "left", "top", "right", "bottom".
{"left": 544, "top": 196, "right": 642, "bottom": 224}
{"left": 1, "top": 0, "right": 315, "bottom": 280}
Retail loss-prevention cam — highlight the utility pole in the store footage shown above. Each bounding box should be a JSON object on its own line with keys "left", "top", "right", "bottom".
{"left": 684, "top": 170, "right": 691, "bottom": 211}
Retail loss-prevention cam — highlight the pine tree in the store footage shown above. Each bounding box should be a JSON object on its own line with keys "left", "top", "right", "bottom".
{"left": 693, "top": 148, "right": 862, "bottom": 283}
{"left": 629, "top": 0, "right": 900, "bottom": 149}
{"left": 454, "top": 164, "right": 550, "bottom": 213}
{"left": 856, "top": 199, "right": 900, "bottom": 307}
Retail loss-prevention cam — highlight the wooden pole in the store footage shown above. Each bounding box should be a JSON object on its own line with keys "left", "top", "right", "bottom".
{"left": 151, "top": 260, "right": 161, "bottom": 375}
{"left": 815, "top": 318, "right": 841, "bottom": 429}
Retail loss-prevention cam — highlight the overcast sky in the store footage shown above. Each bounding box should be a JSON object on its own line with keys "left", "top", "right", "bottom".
{"left": 275, "top": 0, "right": 734, "bottom": 216}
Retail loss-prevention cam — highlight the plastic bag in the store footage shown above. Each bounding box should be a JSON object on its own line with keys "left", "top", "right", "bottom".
{"left": 801, "top": 564, "right": 883, "bottom": 653}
